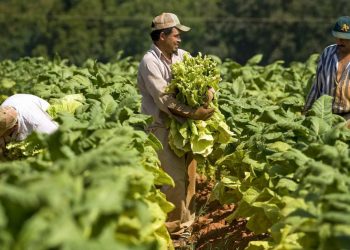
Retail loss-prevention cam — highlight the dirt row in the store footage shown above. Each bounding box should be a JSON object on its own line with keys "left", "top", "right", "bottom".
{"left": 172, "top": 176, "right": 269, "bottom": 249}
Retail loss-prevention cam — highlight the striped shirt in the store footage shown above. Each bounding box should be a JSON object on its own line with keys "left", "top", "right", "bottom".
{"left": 304, "top": 44, "right": 350, "bottom": 114}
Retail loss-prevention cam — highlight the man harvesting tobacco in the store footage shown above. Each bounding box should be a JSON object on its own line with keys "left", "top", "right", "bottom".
{"left": 137, "top": 13, "right": 215, "bottom": 240}
{"left": 0, "top": 94, "right": 58, "bottom": 151}
{"left": 303, "top": 16, "right": 350, "bottom": 121}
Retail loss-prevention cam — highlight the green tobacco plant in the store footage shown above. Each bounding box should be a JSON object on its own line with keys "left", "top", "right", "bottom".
{"left": 214, "top": 55, "right": 350, "bottom": 250}
{"left": 0, "top": 56, "right": 175, "bottom": 250}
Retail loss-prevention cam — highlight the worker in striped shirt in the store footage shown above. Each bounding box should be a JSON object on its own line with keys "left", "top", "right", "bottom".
{"left": 304, "top": 16, "right": 350, "bottom": 118}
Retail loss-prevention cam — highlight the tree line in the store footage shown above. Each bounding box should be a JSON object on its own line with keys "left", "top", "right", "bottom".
{"left": 0, "top": 0, "right": 349, "bottom": 65}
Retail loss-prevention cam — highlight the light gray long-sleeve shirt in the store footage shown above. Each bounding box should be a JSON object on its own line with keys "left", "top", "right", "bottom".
{"left": 137, "top": 44, "right": 192, "bottom": 128}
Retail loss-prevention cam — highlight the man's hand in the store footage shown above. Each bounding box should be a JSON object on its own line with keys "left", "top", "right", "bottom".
{"left": 203, "top": 88, "right": 215, "bottom": 108}
{"left": 190, "top": 106, "right": 215, "bottom": 120}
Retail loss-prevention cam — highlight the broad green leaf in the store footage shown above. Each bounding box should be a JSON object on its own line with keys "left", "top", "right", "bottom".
{"left": 247, "top": 54, "right": 263, "bottom": 65}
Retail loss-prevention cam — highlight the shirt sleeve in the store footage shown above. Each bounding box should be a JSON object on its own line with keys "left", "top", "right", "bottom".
{"left": 31, "top": 96, "right": 58, "bottom": 133}
{"left": 303, "top": 55, "right": 324, "bottom": 113}
{"left": 36, "top": 97, "right": 50, "bottom": 111}
{"left": 34, "top": 111, "right": 59, "bottom": 134}
{"left": 17, "top": 105, "right": 58, "bottom": 140}
{"left": 140, "top": 59, "right": 194, "bottom": 118}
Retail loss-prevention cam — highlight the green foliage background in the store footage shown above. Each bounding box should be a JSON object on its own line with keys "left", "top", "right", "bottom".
{"left": 0, "top": 0, "right": 350, "bottom": 65}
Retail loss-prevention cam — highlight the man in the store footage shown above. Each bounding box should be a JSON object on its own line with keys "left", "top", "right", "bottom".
{"left": 304, "top": 16, "right": 350, "bottom": 118}
{"left": 0, "top": 94, "right": 58, "bottom": 150}
{"left": 137, "top": 13, "right": 214, "bottom": 239}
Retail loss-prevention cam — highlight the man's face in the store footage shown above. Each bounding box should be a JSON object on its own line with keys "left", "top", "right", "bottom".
{"left": 0, "top": 122, "right": 17, "bottom": 138}
{"left": 336, "top": 38, "right": 350, "bottom": 55}
{"left": 0, "top": 123, "right": 18, "bottom": 148}
{"left": 162, "top": 28, "right": 182, "bottom": 54}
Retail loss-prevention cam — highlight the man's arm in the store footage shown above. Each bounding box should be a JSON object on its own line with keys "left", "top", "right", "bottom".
{"left": 140, "top": 60, "right": 208, "bottom": 118}
{"left": 168, "top": 103, "right": 214, "bottom": 120}
{"left": 139, "top": 59, "right": 192, "bottom": 115}
{"left": 303, "top": 81, "right": 320, "bottom": 114}
{"left": 168, "top": 87, "right": 215, "bottom": 120}
{"left": 302, "top": 55, "right": 324, "bottom": 114}
{"left": 139, "top": 58, "right": 215, "bottom": 121}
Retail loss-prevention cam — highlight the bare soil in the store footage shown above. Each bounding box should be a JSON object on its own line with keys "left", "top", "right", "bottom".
{"left": 172, "top": 175, "right": 269, "bottom": 250}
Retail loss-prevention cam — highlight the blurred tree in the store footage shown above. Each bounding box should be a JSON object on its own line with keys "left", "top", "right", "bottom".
{"left": 0, "top": 0, "right": 349, "bottom": 65}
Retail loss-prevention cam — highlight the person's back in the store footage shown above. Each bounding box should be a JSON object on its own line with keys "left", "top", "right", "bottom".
{"left": 1, "top": 94, "right": 58, "bottom": 141}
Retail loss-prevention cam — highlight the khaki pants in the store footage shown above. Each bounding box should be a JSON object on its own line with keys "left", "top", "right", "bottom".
{"left": 150, "top": 126, "right": 196, "bottom": 234}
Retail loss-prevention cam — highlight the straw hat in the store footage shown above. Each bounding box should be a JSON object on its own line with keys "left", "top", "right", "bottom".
{"left": 0, "top": 106, "right": 18, "bottom": 137}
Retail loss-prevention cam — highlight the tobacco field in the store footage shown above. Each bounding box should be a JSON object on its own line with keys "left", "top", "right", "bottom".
{"left": 1, "top": 53, "right": 350, "bottom": 250}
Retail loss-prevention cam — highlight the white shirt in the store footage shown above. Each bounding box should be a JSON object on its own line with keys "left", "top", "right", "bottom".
{"left": 1, "top": 94, "right": 58, "bottom": 140}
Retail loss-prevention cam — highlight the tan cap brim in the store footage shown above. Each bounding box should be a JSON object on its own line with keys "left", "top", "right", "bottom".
{"left": 176, "top": 24, "right": 191, "bottom": 32}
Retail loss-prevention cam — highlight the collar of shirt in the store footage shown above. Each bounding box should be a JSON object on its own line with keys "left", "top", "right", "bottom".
{"left": 151, "top": 44, "right": 179, "bottom": 65}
